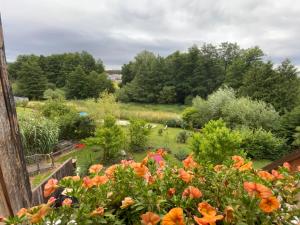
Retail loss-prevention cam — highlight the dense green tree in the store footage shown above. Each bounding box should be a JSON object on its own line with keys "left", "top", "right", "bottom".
{"left": 17, "top": 61, "right": 47, "bottom": 99}
{"left": 85, "top": 71, "right": 114, "bottom": 99}
{"left": 65, "top": 66, "right": 88, "bottom": 99}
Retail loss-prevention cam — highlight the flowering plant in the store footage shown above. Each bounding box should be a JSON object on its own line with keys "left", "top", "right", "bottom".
{"left": 2, "top": 150, "right": 300, "bottom": 225}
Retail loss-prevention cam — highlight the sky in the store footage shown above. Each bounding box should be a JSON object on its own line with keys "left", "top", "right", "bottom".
{"left": 1, "top": 0, "right": 300, "bottom": 69}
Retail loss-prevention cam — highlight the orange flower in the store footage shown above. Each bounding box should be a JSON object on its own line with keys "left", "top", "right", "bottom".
{"left": 17, "top": 208, "right": 28, "bottom": 218}
{"left": 120, "top": 197, "right": 135, "bottom": 209}
{"left": 82, "top": 177, "right": 94, "bottom": 189}
{"left": 283, "top": 162, "right": 291, "bottom": 171}
{"left": 243, "top": 182, "right": 273, "bottom": 198}
{"left": 183, "top": 155, "right": 198, "bottom": 169}
{"left": 224, "top": 206, "right": 234, "bottom": 223}
{"left": 63, "top": 175, "right": 81, "bottom": 181}
{"left": 194, "top": 202, "right": 223, "bottom": 225}
{"left": 30, "top": 204, "right": 50, "bottom": 224}
{"left": 105, "top": 164, "right": 117, "bottom": 178}
{"left": 131, "top": 163, "right": 149, "bottom": 177}
{"left": 162, "top": 207, "right": 185, "bottom": 225}
{"left": 178, "top": 168, "right": 194, "bottom": 183}
{"left": 232, "top": 156, "right": 245, "bottom": 168}
{"left": 92, "top": 175, "right": 109, "bottom": 186}
{"left": 62, "top": 198, "right": 72, "bottom": 207}
{"left": 90, "top": 207, "right": 105, "bottom": 216}
{"left": 258, "top": 171, "right": 274, "bottom": 181}
{"left": 141, "top": 212, "right": 161, "bottom": 225}
{"left": 89, "top": 164, "right": 103, "bottom": 174}
{"left": 47, "top": 197, "right": 56, "bottom": 205}
{"left": 239, "top": 162, "right": 253, "bottom": 171}
{"left": 271, "top": 170, "right": 284, "bottom": 179}
{"left": 182, "top": 186, "right": 202, "bottom": 199}
{"left": 168, "top": 188, "right": 176, "bottom": 197}
{"left": 156, "top": 148, "right": 166, "bottom": 157}
{"left": 259, "top": 196, "right": 280, "bottom": 213}
{"left": 43, "top": 178, "right": 58, "bottom": 198}
{"left": 213, "top": 165, "right": 224, "bottom": 172}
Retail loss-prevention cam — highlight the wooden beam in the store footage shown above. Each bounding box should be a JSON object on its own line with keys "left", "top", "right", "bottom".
{"left": 0, "top": 14, "right": 31, "bottom": 216}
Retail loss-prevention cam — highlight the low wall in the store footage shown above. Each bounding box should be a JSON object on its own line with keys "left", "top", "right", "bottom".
{"left": 31, "top": 158, "right": 75, "bottom": 206}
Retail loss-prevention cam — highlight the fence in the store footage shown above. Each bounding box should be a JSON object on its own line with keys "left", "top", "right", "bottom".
{"left": 31, "top": 158, "right": 76, "bottom": 206}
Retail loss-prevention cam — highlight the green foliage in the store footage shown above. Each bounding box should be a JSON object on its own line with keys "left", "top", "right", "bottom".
{"left": 278, "top": 105, "right": 300, "bottom": 145}
{"left": 190, "top": 120, "right": 242, "bottom": 164}
{"left": 176, "top": 130, "right": 190, "bottom": 143}
{"left": 43, "top": 88, "right": 65, "bottom": 100}
{"left": 18, "top": 114, "right": 59, "bottom": 155}
{"left": 17, "top": 61, "right": 47, "bottom": 99}
{"left": 158, "top": 86, "right": 177, "bottom": 103}
{"left": 174, "top": 149, "right": 189, "bottom": 161}
{"left": 41, "top": 100, "right": 75, "bottom": 118}
{"left": 183, "top": 87, "right": 280, "bottom": 131}
{"left": 292, "top": 127, "right": 300, "bottom": 147}
{"left": 165, "top": 118, "right": 185, "bottom": 128}
{"left": 129, "top": 119, "right": 151, "bottom": 151}
{"left": 239, "top": 60, "right": 300, "bottom": 114}
{"left": 84, "top": 116, "right": 125, "bottom": 161}
{"left": 240, "top": 127, "right": 288, "bottom": 160}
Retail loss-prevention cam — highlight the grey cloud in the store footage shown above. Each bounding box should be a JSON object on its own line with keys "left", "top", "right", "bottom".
{"left": 1, "top": 0, "right": 300, "bottom": 68}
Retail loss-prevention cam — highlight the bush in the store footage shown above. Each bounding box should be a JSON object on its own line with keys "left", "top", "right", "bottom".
{"left": 240, "top": 127, "right": 288, "bottom": 160}
{"left": 174, "top": 149, "right": 189, "bottom": 161}
{"left": 42, "top": 100, "right": 96, "bottom": 140}
{"left": 183, "top": 87, "right": 280, "bottom": 131}
{"left": 19, "top": 114, "right": 59, "bottom": 155}
{"left": 176, "top": 131, "right": 190, "bottom": 143}
{"left": 129, "top": 119, "right": 151, "bottom": 151}
{"left": 190, "top": 119, "right": 242, "bottom": 164}
{"left": 7, "top": 153, "right": 300, "bottom": 225}
{"left": 59, "top": 113, "right": 96, "bottom": 140}
{"left": 43, "top": 88, "right": 65, "bottom": 100}
{"left": 165, "top": 118, "right": 185, "bottom": 128}
{"left": 84, "top": 116, "right": 125, "bottom": 161}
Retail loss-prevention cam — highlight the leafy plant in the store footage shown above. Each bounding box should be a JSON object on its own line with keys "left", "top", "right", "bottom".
{"left": 176, "top": 130, "right": 190, "bottom": 143}
{"left": 128, "top": 119, "right": 151, "bottom": 151}
{"left": 174, "top": 149, "right": 189, "bottom": 161}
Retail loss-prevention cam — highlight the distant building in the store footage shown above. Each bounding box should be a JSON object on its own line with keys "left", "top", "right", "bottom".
{"left": 106, "top": 70, "right": 122, "bottom": 83}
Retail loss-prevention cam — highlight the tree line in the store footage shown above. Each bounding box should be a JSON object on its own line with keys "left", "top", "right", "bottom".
{"left": 119, "top": 43, "right": 300, "bottom": 114}
{"left": 8, "top": 51, "right": 114, "bottom": 100}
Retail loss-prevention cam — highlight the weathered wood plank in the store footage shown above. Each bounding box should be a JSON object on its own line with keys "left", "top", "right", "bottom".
{"left": 0, "top": 14, "right": 31, "bottom": 216}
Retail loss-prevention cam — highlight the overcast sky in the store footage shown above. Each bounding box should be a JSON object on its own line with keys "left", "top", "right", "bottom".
{"left": 1, "top": 0, "right": 300, "bottom": 69}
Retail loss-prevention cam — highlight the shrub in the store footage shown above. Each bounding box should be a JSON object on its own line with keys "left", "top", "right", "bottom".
{"left": 6, "top": 153, "right": 300, "bottom": 225}
{"left": 59, "top": 113, "right": 96, "bottom": 140}
{"left": 41, "top": 100, "right": 74, "bottom": 118}
{"left": 292, "top": 126, "right": 300, "bottom": 147}
{"left": 174, "top": 149, "right": 189, "bottom": 161}
{"left": 183, "top": 87, "right": 280, "bottom": 131}
{"left": 190, "top": 119, "right": 242, "bottom": 164}
{"left": 176, "top": 130, "right": 190, "bottom": 143}
{"left": 18, "top": 114, "right": 59, "bottom": 155}
{"left": 43, "top": 88, "right": 65, "bottom": 100}
{"left": 165, "top": 118, "right": 184, "bottom": 128}
{"left": 128, "top": 119, "right": 151, "bottom": 151}
{"left": 84, "top": 116, "right": 125, "bottom": 161}
{"left": 240, "top": 127, "right": 288, "bottom": 160}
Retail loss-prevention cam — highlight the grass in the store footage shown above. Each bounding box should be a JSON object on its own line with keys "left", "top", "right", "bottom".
{"left": 30, "top": 170, "right": 53, "bottom": 188}
{"left": 253, "top": 159, "right": 272, "bottom": 169}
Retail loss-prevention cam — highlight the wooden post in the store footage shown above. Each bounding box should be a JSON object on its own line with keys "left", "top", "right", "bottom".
{"left": 0, "top": 14, "right": 32, "bottom": 216}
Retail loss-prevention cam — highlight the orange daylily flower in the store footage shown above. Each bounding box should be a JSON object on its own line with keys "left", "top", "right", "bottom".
{"left": 156, "top": 148, "right": 166, "bottom": 157}
{"left": 90, "top": 207, "right": 105, "bottom": 216}
{"left": 17, "top": 208, "right": 28, "bottom": 218}
{"left": 182, "top": 186, "right": 202, "bottom": 199}
{"left": 238, "top": 162, "right": 253, "bottom": 171}
{"left": 62, "top": 198, "right": 72, "bottom": 207}
{"left": 120, "top": 197, "right": 135, "bottom": 209}
{"left": 258, "top": 171, "right": 274, "bottom": 181}
{"left": 64, "top": 175, "right": 81, "bottom": 181}
{"left": 89, "top": 164, "right": 103, "bottom": 174}
{"left": 243, "top": 182, "right": 273, "bottom": 198}
{"left": 43, "top": 178, "right": 58, "bottom": 198}
{"left": 162, "top": 207, "right": 185, "bottom": 225}
{"left": 131, "top": 162, "right": 149, "bottom": 177}
{"left": 47, "top": 197, "right": 56, "bottom": 205}
{"left": 82, "top": 177, "right": 94, "bottom": 189}
{"left": 271, "top": 170, "right": 284, "bottom": 179}
{"left": 178, "top": 168, "right": 194, "bottom": 183}
{"left": 183, "top": 155, "right": 198, "bottom": 169}
{"left": 141, "top": 212, "right": 161, "bottom": 225}
{"left": 168, "top": 188, "right": 176, "bottom": 197}
{"left": 105, "top": 164, "right": 117, "bottom": 178}
{"left": 259, "top": 196, "right": 280, "bottom": 213}
{"left": 194, "top": 202, "right": 223, "bottom": 225}
{"left": 29, "top": 204, "right": 50, "bottom": 224}
{"left": 232, "top": 156, "right": 245, "bottom": 168}
{"left": 283, "top": 162, "right": 291, "bottom": 171}
{"left": 92, "top": 175, "right": 109, "bottom": 186}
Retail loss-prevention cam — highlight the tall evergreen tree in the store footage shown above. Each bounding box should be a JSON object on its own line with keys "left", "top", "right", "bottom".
{"left": 17, "top": 61, "right": 47, "bottom": 99}
{"left": 65, "top": 66, "right": 88, "bottom": 99}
